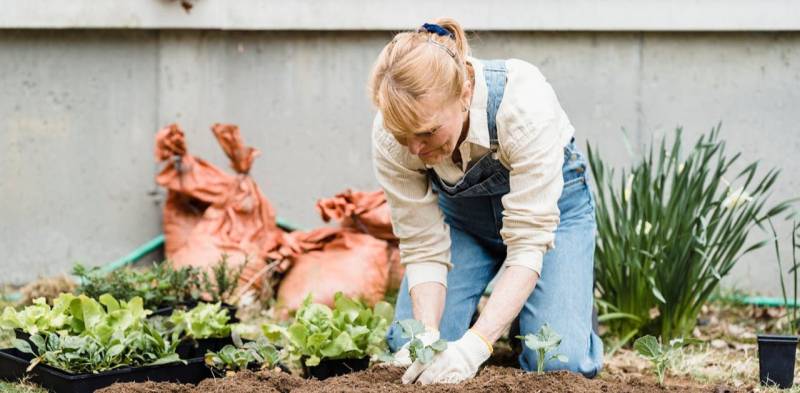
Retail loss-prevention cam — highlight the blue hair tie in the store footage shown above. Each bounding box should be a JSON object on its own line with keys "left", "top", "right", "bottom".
{"left": 421, "top": 23, "right": 454, "bottom": 39}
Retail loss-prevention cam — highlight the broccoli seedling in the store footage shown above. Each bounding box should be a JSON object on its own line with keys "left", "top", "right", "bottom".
{"left": 398, "top": 319, "right": 447, "bottom": 364}
{"left": 517, "top": 323, "right": 568, "bottom": 373}
{"left": 633, "top": 335, "right": 696, "bottom": 386}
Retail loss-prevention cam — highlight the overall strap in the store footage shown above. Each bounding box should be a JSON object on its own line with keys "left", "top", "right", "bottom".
{"left": 481, "top": 60, "right": 508, "bottom": 157}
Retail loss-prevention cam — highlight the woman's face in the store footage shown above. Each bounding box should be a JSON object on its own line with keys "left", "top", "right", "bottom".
{"left": 393, "top": 89, "right": 471, "bottom": 165}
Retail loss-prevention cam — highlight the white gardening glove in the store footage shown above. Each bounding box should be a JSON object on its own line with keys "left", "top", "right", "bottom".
{"left": 392, "top": 328, "right": 440, "bottom": 367}
{"left": 402, "top": 329, "right": 492, "bottom": 384}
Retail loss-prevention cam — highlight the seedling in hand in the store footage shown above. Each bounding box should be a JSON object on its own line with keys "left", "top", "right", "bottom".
{"left": 398, "top": 319, "right": 447, "bottom": 364}
{"left": 517, "top": 323, "right": 568, "bottom": 373}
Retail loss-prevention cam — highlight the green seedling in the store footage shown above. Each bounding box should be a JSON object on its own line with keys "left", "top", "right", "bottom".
{"left": 397, "top": 319, "right": 447, "bottom": 364}
{"left": 262, "top": 292, "right": 394, "bottom": 368}
{"left": 517, "top": 323, "right": 568, "bottom": 373}
{"left": 204, "top": 336, "right": 280, "bottom": 374}
{"left": 633, "top": 335, "right": 697, "bottom": 386}
{"left": 169, "top": 302, "right": 232, "bottom": 340}
{"left": 11, "top": 294, "right": 180, "bottom": 374}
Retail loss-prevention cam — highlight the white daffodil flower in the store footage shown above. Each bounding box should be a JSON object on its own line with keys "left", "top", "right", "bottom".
{"left": 635, "top": 220, "right": 653, "bottom": 235}
{"left": 721, "top": 187, "right": 753, "bottom": 209}
{"left": 624, "top": 174, "right": 634, "bottom": 203}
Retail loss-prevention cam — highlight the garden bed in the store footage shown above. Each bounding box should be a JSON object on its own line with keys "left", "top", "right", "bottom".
{"left": 97, "top": 365, "right": 742, "bottom": 393}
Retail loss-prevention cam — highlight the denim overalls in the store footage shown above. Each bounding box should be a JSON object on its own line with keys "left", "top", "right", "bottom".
{"left": 386, "top": 59, "right": 604, "bottom": 377}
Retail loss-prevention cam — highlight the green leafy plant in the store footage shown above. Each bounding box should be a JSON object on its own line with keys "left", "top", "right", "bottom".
{"left": 73, "top": 262, "right": 200, "bottom": 310}
{"left": 263, "top": 293, "right": 393, "bottom": 367}
{"left": 589, "top": 126, "right": 794, "bottom": 342}
{"left": 517, "top": 323, "right": 568, "bottom": 373}
{"left": 200, "top": 255, "right": 246, "bottom": 303}
{"left": 1, "top": 293, "right": 77, "bottom": 335}
{"left": 169, "top": 302, "right": 232, "bottom": 340}
{"left": 633, "top": 335, "right": 696, "bottom": 386}
{"left": 204, "top": 336, "right": 280, "bottom": 374}
{"left": 395, "top": 319, "right": 447, "bottom": 364}
{"left": 11, "top": 294, "right": 180, "bottom": 374}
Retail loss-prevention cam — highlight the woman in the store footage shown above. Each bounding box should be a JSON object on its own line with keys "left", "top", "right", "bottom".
{"left": 368, "top": 18, "right": 603, "bottom": 384}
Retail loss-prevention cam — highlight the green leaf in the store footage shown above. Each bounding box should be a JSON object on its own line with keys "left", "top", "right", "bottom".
{"left": 429, "top": 339, "right": 447, "bottom": 352}
{"left": 398, "top": 319, "right": 425, "bottom": 339}
{"left": 418, "top": 346, "right": 434, "bottom": 364}
{"left": 99, "top": 294, "right": 120, "bottom": 312}
{"left": 372, "top": 301, "right": 394, "bottom": 322}
{"left": 633, "top": 335, "right": 662, "bottom": 359}
{"left": 305, "top": 355, "right": 321, "bottom": 367}
{"left": 13, "top": 339, "right": 33, "bottom": 354}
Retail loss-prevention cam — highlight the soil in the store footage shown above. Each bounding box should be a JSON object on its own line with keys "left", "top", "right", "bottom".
{"left": 98, "top": 365, "right": 745, "bottom": 393}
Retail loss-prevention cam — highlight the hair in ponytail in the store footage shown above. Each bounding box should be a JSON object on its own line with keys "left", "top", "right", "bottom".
{"left": 368, "top": 17, "right": 471, "bottom": 136}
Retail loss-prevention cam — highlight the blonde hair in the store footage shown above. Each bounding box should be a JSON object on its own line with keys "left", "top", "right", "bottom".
{"left": 368, "top": 17, "right": 471, "bottom": 135}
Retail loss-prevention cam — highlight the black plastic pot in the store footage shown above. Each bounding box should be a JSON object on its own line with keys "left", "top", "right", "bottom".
{"left": 305, "top": 357, "right": 370, "bottom": 379}
{"left": 177, "top": 336, "right": 234, "bottom": 359}
{"left": 757, "top": 334, "right": 799, "bottom": 389}
{"left": 0, "top": 348, "right": 212, "bottom": 393}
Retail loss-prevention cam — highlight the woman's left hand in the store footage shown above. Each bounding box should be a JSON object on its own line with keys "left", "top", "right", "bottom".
{"left": 401, "top": 329, "right": 492, "bottom": 384}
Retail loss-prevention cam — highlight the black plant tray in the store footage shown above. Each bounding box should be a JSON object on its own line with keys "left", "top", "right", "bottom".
{"left": 305, "top": 357, "right": 370, "bottom": 380}
{"left": 758, "top": 334, "right": 799, "bottom": 389}
{"left": 149, "top": 302, "right": 239, "bottom": 323}
{"left": 0, "top": 348, "right": 212, "bottom": 393}
{"left": 177, "top": 336, "right": 234, "bottom": 359}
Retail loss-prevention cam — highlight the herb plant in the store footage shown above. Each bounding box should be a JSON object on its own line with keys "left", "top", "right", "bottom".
{"left": 200, "top": 255, "right": 246, "bottom": 303}
{"left": 73, "top": 262, "right": 200, "bottom": 310}
{"left": 263, "top": 292, "right": 393, "bottom": 367}
{"left": 517, "top": 323, "right": 568, "bottom": 373}
{"left": 633, "top": 335, "right": 696, "bottom": 386}
{"left": 590, "top": 126, "right": 794, "bottom": 342}
{"left": 396, "top": 319, "right": 447, "bottom": 364}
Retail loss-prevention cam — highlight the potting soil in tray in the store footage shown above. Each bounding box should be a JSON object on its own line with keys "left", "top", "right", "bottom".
{"left": 305, "top": 357, "right": 369, "bottom": 379}
{"left": 96, "top": 366, "right": 745, "bottom": 393}
{"left": 0, "top": 348, "right": 212, "bottom": 393}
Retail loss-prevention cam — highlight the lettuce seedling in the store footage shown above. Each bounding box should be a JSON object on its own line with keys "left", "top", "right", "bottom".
{"left": 517, "top": 323, "right": 568, "bottom": 373}
{"left": 204, "top": 336, "right": 280, "bottom": 375}
{"left": 12, "top": 295, "right": 180, "bottom": 374}
{"left": 1, "top": 293, "right": 77, "bottom": 335}
{"left": 633, "top": 335, "right": 697, "bottom": 386}
{"left": 169, "top": 302, "right": 231, "bottom": 340}
{"left": 262, "top": 292, "right": 394, "bottom": 368}
{"left": 397, "top": 319, "right": 447, "bottom": 364}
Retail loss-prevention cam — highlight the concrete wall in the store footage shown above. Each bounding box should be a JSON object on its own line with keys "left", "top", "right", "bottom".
{"left": 1, "top": 29, "right": 798, "bottom": 295}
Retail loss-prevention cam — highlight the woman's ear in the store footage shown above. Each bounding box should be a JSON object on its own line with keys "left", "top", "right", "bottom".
{"left": 461, "top": 79, "right": 473, "bottom": 107}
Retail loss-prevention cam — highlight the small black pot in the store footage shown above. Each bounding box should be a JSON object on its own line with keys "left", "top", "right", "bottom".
{"left": 305, "top": 357, "right": 370, "bottom": 379}
{"left": 757, "top": 334, "right": 799, "bottom": 389}
{"left": 149, "top": 301, "right": 239, "bottom": 323}
{"left": 176, "top": 336, "right": 235, "bottom": 359}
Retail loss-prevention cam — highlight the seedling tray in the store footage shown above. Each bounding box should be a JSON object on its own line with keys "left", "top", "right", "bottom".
{"left": 0, "top": 348, "right": 212, "bottom": 393}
